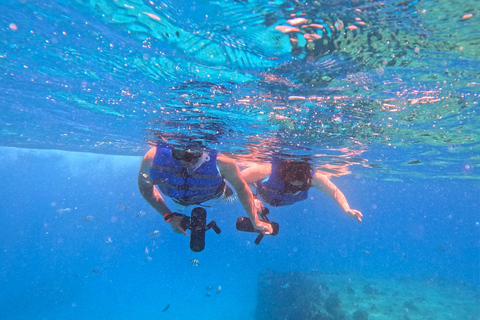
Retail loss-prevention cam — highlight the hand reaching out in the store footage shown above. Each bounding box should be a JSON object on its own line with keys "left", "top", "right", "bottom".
{"left": 346, "top": 209, "right": 363, "bottom": 222}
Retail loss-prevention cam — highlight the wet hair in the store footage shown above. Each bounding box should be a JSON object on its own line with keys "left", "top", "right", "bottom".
{"left": 277, "top": 161, "right": 312, "bottom": 192}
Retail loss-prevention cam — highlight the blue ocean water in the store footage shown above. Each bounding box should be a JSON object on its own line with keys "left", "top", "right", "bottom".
{"left": 1, "top": 0, "right": 479, "bottom": 319}
{"left": 0, "top": 148, "right": 478, "bottom": 319}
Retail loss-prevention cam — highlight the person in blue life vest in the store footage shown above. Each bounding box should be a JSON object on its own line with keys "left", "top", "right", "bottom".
{"left": 138, "top": 144, "right": 274, "bottom": 235}
{"left": 241, "top": 159, "right": 363, "bottom": 223}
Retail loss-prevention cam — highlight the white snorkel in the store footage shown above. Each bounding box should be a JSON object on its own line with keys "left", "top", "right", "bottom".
{"left": 187, "top": 151, "right": 210, "bottom": 174}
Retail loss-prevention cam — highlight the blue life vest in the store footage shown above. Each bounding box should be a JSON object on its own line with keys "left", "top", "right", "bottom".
{"left": 149, "top": 147, "right": 226, "bottom": 206}
{"left": 256, "top": 162, "right": 310, "bottom": 207}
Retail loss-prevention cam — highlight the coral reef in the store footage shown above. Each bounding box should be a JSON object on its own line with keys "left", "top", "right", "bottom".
{"left": 325, "top": 292, "right": 346, "bottom": 320}
{"left": 255, "top": 271, "right": 479, "bottom": 320}
{"left": 352, "top": 310, "right": 369, "bottom": 320}
{"left": 256, "top": 271, "right": 356, "bottom": 320}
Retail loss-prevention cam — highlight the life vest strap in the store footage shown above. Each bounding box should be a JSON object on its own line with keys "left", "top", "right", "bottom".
{"left": 170, "top": 180, "right": 227, "bottom": 206}
{"left": 150, "top": 164, "right": 221, "bottom": 179}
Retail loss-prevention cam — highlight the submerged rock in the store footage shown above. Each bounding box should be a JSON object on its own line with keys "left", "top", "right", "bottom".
{"left": 325, "top": 292, "right": 345, "bottom": 320}
{"left": 352, "top": 310, "right": 369, "bottom": 320}
{"left": 362, "top": 284, "right": 379, "bottom": 295}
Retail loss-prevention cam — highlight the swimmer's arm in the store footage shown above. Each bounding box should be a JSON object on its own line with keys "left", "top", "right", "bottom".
{"left": 138, "top": 147, "right": 172, "bottom": 219}
{"left": 240, "top": 164, "right": 272, "bottom": 184}
{"left": 217, "top": 155, "right": 273, "bottom": 234}
{"left": 312, "top": 172, "right": 362, "bottom": 222}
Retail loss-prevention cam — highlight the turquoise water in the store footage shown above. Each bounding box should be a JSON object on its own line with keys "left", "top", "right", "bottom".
{"left": 0, "top": 0, "right": 479, "bottom": 319}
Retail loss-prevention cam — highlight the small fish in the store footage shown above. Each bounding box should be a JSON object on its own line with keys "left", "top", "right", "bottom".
{"left": 205, "top": 286, "right": 213, "bottom": 290}
{"left": 91, "top": 269, "right": 100, "bottom": 274}
{"left": 56, "top": 208, "right": 72, "bottom": 214}
{"left": 116, "top": 204, "right": 131, "bottom": 211}
{"left": 150, "top": 230, "right": 160, "bottom": 237}
{"left": 281, "top": 283, "right": 291, "bottom": 289}
{"left": 83, "top": 215, "right": 93, "bottom": 222}
{"left": 223, "top": 195, "right": 237, "bottom": 203}
{"left": 216, "top": 286, "right": 221, "bottom": 294}
{"left": 162, "top": 304, "right": 170, "bottom": 312}
{"left": 190, "top": 259, "right": 199, "bottom": 266}
{"left": 439, "top": 246, "right": 445, "bottom": 252}
{"left": 407, "top": 160, "right": 422, "bottom": 165}
{"left": 104, "top": 236, "right": 113, "bottom": 243}
{"left": 145, "top": 247, "right": 149, "bottom": 255}
{"left": 135, "top": 210, "right": 145, "bottom": 218}
{"left": 363, "top": 250, "right": 371, "bottom": 255}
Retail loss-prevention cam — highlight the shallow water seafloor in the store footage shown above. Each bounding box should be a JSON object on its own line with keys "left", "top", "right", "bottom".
{"left": 256, "top": 271, "right": 479, "bottom": 320}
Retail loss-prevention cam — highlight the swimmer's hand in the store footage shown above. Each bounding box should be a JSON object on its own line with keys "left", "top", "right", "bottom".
{"left": 254, "top": 220, "right": 273, "bottom": 235}
{"left": 346, "top": 209, "right": 363, "bottom": 222}
{"left": 170, "top": 214, "right": 188, "bottom": 235}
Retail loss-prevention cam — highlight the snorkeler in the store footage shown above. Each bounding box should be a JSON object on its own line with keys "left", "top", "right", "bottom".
{"left": 138, "top": 144, "right": 273, "bottom": 235}
{"left": 241, "top": 159, "right": 363, "bottom": 222}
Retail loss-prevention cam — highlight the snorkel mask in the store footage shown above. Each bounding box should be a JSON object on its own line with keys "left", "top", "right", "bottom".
{"left": 172, "top": 144, "right": 211, "bottom": 174}
{"left": 278, "top": 160, "right": 313, "bottom": 193}
{"left": 172, "top": 145, "right": 203, "bottom": 163}
{"left": 284, "top": 176, "right": 312, "bottom": 193}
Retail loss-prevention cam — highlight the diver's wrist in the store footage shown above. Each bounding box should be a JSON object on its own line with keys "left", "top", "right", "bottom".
{"left": 163, "top": 212, "right": 174, "bottom": 223}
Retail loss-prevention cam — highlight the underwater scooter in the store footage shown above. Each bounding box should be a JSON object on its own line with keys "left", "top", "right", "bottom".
{"left": 236, "top": 199, "right": 279, "bottom": 245}
{"left": 173, "top": 207, "right": 221, "bottom": 252}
